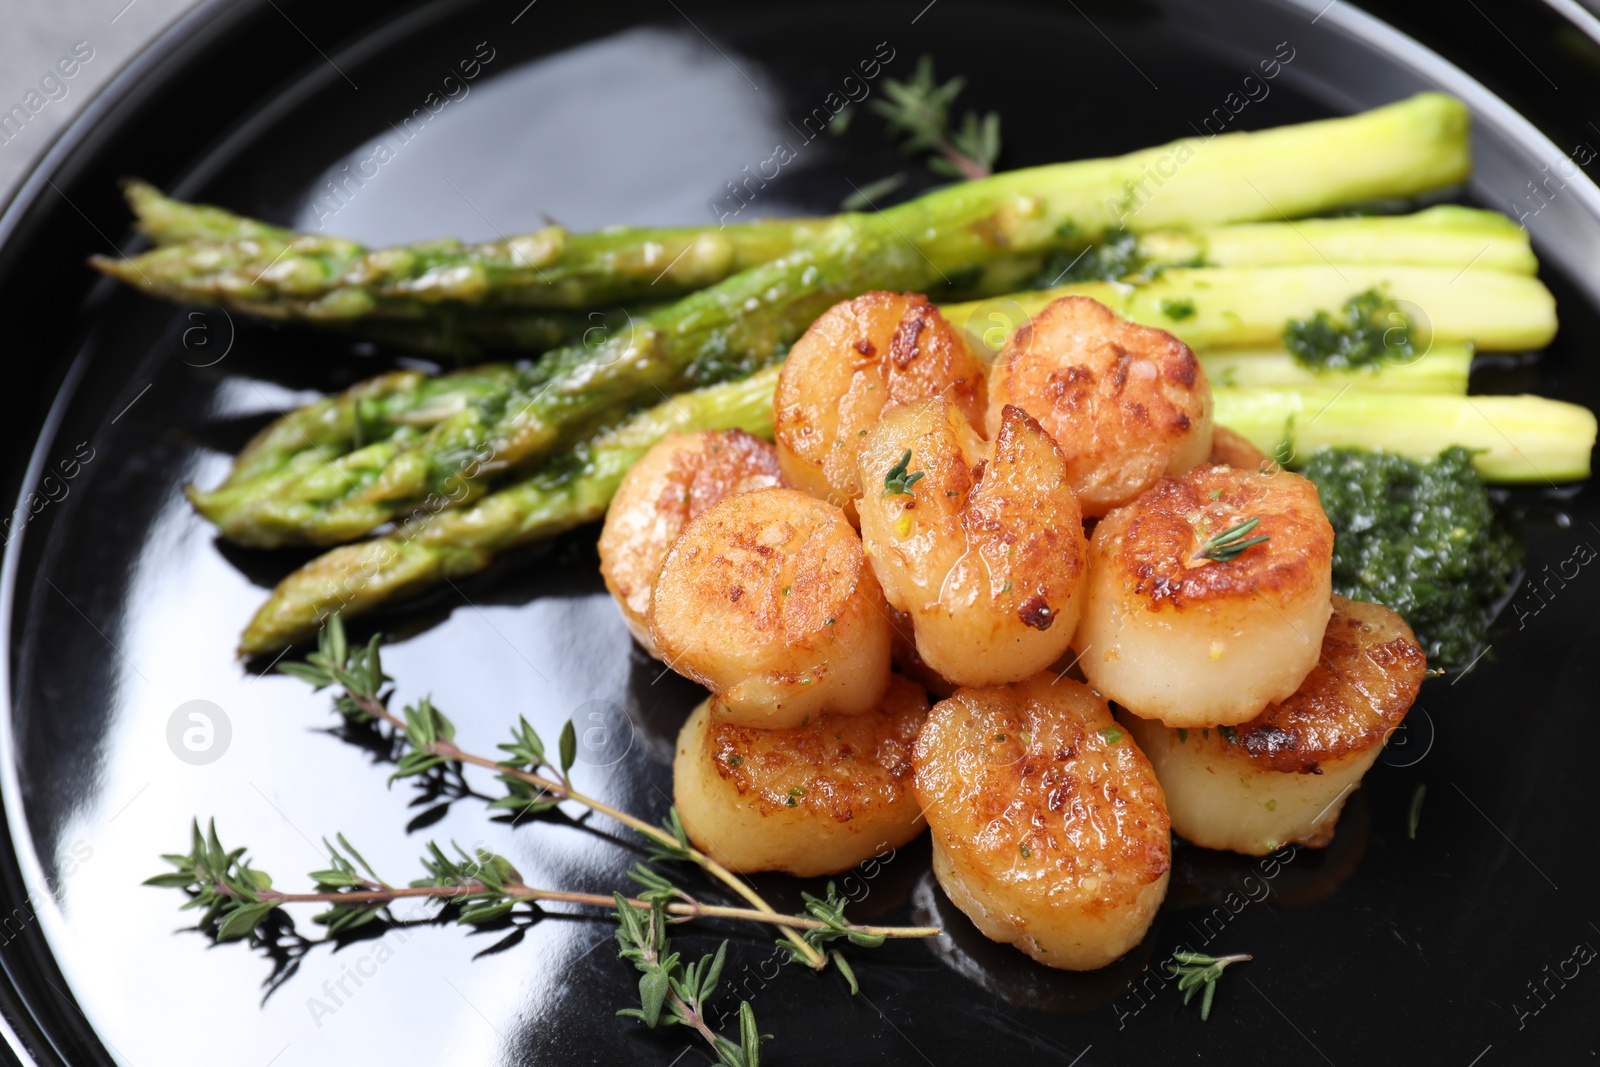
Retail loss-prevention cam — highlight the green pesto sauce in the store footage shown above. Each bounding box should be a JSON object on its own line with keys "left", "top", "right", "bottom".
{"left": 1030, "top": 231, "right": 1143, "bottom": 286}
{"left": 1300, "top": 446, "right": 1520, "bottom": 666}
{"left": 1028, "top": 227, "right": 1205, "bottom": 289}
{"left": 1283, "top": 288, "right": 1412, "bottom": 372}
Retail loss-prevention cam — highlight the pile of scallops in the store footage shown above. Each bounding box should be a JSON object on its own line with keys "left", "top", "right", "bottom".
{"left": 598, "top": 293, "right": 1427, "bottom": 971}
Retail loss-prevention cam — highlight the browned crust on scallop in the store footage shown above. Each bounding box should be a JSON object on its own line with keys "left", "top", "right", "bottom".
{"left": 677, "top": 430, "right": 785, "bottom": 516}
{"left": 1098, "top": 463, "right": 1333, "bottom": 609}
{"left": 706, "top": 675, "right": 929, "bottom": 820}
{"left": 913, "top": 676, "right": 1171, "bottom": 914}
{"left": 990, "top": 296, "right": 1209, "bottom": 512}
{"left": 600, "top": 431, "right": 783, "bottom": 619}
{"left": 653, "top": 488, "right": 870, "bottom": 653}
{"left": 659, "top": 489, "right": 870, "bottom": 643}
{"left": 1233, "top": 595, "right": 1427, "bottom": 773}
{"left": 775, "top": 292, "right": 986, "bottom": 504}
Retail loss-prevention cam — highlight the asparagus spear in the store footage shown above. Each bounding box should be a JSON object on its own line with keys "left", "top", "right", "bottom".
{"left": 99, "top": 92, "right": 1469, "bottom": 322}
{"left": 1214, "top": 389, "right": 1597, "bottom": 481}
{"left": 943, "top": 264, "right": 1556, "bottom": 357}
{"left": 101, "top": 181, "right": 832, "bottom": 311}
{"left": 1200, "top": 342, "right": 1472, "bottom": 394}
{"left": 123, "top": 179, "right": 297, "bottom": 244}
{"left": 237, "top": 366, "right": 779, "bottom": 655}
{"left": 1134, "top": 205, "right": 1535, "bottom": 275}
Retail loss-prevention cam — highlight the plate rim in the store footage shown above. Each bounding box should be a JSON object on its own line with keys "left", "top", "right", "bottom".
{"left": 1, "top": 1, "right": 1597, "bottom": 1063}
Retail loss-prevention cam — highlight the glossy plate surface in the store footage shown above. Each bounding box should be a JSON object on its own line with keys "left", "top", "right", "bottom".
{"left": 3, "top": 0, "right": 1599, "bottom": 1063}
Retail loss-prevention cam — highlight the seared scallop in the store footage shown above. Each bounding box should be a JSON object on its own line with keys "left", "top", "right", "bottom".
{"left": 599, "top": 430, "right": 784, "bottom": 656}
{"left": 987, "top": 295, "right": 1212, "bottom": 517}
{"left": 673, "top": 675, "right": 929, "bottom": 876}
{"left": 650, "top": 487, "right": 893, "bottom": 728}
{"left": 1120, "top": 596, "right": 1426, "bottom": 855}
{"left": 1077, "top": 463, "right": 1334, "bottom": 727}
{"left": 855, "top": 398, "right": 1088, "bottom": 687}
{"left": 774, "top": 291, "right": 987, "bottom": 518}
{"left": 913, "top": 674, "right": 1171, "bottom": 970}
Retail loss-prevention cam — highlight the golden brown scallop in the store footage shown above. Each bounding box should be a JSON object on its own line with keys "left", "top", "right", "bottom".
{"left": 774, "top": 291, "right": 987, "bottom": 518}
{"left": 673, "top": 675, "right": 929, "bottom": 876}
{"left": 855, "top": 398, "right": 1089, "bottom": 687}
{"left": 650, "top": 487, "right": 893, "bottom": 728}
{"left": 987, "top": 295, "right": 1212, "bottom": 516}
{"left": 598, "top": 430, "right": 784, "bottom": 656}
{"left": 913, "top": 674, "right": 1171, "bottom": 970}
{"left": 1078, "top": 463, "right": 1334, "bottom": 727}
{"left": 1120, "top": 595, "right": 1427, "bottom": 854}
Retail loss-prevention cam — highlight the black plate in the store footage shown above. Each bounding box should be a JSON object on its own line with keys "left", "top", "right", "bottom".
{"left": 4, "top": 1, "right": 1600, "bottom": 1063}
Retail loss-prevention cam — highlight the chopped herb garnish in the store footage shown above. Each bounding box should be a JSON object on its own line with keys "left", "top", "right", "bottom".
{"left": 1019, "top": 843, "right": 1032, "bottom": 859}
{"left": 1194, "top": 517, "right": 1270, "bottom": 563}
{"left": 1102, "top": 726, "right": 1124, "bottom": 745}
{"left": 1160, "top": 297, "right": 1197, "bottom": 320}
{"left": 882, "top": 449, "right": 925, "bottom": 498}
{"left": 1217, "top": 725, "right": 1238, "bottom": 744}
{"left": 1166, "top": 952, "right": 1252, "bottom": 1021}
{"left": 726, "top": 755, "right": 743, "bottom": 767}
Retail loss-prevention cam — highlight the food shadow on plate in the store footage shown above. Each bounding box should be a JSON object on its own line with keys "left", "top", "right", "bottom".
{"left": 1165, "top": 789, "right": 1371, "bottom": 914}
{"left": 908, "top": 792, "right": 1370, "bottom": 1013}
{"left": 910, "top": 869, "right": 1156, "bottom": 1013}
{"left": 193, "top": 871, "right": 622, "bottom": 1007}
{"left": 231, "top": 527, "right": 603, "bottom": 665}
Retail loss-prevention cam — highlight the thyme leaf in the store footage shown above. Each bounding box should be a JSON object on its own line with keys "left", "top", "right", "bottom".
{"left": 883, "top": 449, "right": 925, "bottom": 498}
{"left": 1194, "top": 516, "right": 1270, "bottom": 562}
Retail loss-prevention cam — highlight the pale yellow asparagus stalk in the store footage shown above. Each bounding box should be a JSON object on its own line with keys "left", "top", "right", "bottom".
{"left": 1213, "top": 389, "right": 1597, "bottom": 481}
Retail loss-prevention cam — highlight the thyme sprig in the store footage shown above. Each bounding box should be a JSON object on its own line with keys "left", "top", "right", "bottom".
{"left": 1165, "top": 951, "right": 1252, "bottom": 1021}
{"left": 1194, "top": 516, "right": 1271, "bottom": 563}
{"left": 146, "top": 820, "right": 934, "bottom": 945}
{"left": 280, "top": 615, "right": 829, "bottom": 967}
{"left": 157, "top": 618, "right": 944, "bottom": 1060}
{"left": 615, "top": 895, "right": 768, "bottom": 1067}
{"left": 882, "top": 449, "right": 925, "bottom": 498}
{"left": 872, "top": 55, "right": 1001, "bottom": 180}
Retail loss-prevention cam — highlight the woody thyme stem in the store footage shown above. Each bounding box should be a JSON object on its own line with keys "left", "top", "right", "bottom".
{"left": 344, "top": 691, "right": 830, "bottom": 968}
